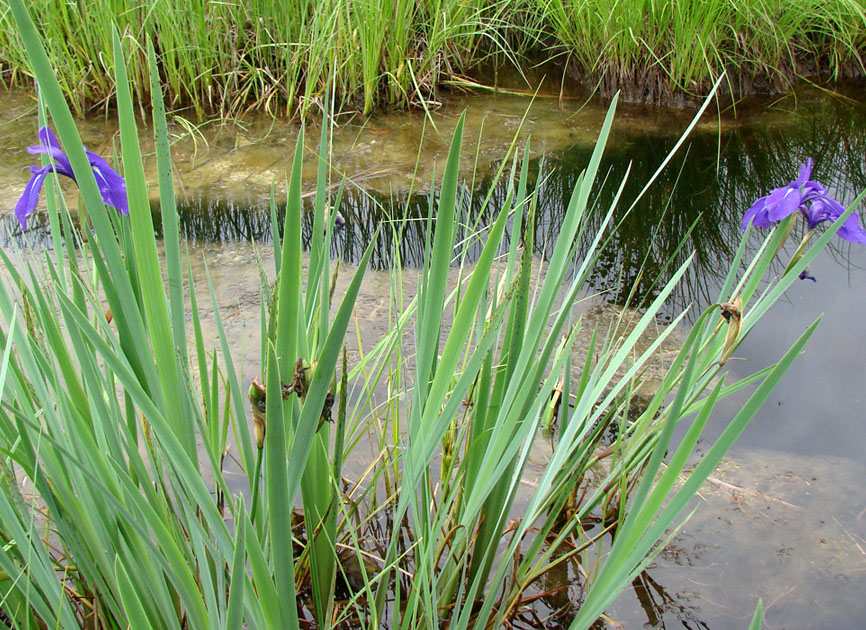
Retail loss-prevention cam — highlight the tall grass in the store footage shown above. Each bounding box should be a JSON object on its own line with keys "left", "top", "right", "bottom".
{"left": 0, "top": 2, "right": 860, "bottom": 628}
{"left": 0, "top": 0, "right": 863, "bottom": 116}
{"left": 544, "top": 0, "right": 866, "bottom": 104}
{"left": 0, "top": 0, "right": 541, "bottom": 118}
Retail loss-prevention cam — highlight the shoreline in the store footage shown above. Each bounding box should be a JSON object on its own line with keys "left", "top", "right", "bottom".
{"left": 1, "top": 0, "right": 863, "bottom": 117}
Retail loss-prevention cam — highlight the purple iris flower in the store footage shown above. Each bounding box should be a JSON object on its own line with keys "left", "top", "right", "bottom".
{"left": 741, "top": 158, "right": 866, "bottom": 244}
{"left": 15, "top": 126, "right": 128, "bottom": 230}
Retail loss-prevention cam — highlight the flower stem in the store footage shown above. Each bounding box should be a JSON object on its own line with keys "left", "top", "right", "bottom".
{"left": 783, "top": 222, "right": 815, "bottom": 276}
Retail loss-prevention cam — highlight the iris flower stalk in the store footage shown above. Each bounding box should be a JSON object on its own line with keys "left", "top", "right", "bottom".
{"left": 15, "top": 126, "right": 128, "bottom": 230}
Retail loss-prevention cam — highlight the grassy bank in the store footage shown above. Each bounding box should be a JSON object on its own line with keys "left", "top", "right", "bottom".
{"left": 0, "top": 0, "right": 864, "bottom": 117}
{"left": 546, "top": 0, "right": 866, "bottom": 105}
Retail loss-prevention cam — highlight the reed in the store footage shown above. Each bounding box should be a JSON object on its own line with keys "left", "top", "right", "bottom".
{"left": 542, "top": 0, "right": 866, "bottom": 104}
{"left": 0, "top": 0, "right": 540, "bottom": 118}
{"left": 0, "top": 0, "right": 862, "bottom": 116}
{"left": 0, "top": 1, "right": 858, "bottom": 627}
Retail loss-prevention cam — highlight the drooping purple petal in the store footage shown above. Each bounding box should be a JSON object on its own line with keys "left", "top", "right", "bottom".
{"left": 87, "top": 151, "right": 129, "bottom": 215}
{"left": 14, "top": 166, "right": 50, "bottom": 230}
{"left": 836, "top": 212, "right": 866, "bottom": 244}
{"left": 801, "top": 196, "right": 866, "bottom": 243}
{"left": 741, "top": 195, "right": 773, "bottom": 230}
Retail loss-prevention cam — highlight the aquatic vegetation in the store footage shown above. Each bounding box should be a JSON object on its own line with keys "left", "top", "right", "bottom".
{"left": 0, "top": 0, "right": 543, "bottom": 118}
{"left": 0, "top": 2, "right": 855, "bottom": 628}
{"left": 544, "top": 0, "right": 866, "bottom": 105}
{"left": 0, "top": 0, "right": 863, "bottom": 115}
{"left": 742, "top": 157, "right": 866, "bottom": 244}
{"left": 14, "top": 126, "right": 128, "bottom": 230}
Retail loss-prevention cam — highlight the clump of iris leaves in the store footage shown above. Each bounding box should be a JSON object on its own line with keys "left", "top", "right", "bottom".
{"left": 1, "top": 1, "right": 864, "bottom": 628}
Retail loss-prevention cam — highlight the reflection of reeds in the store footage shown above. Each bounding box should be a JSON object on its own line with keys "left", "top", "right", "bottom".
{"left": 59, "top": 89, "right": 861, "bottom": 319}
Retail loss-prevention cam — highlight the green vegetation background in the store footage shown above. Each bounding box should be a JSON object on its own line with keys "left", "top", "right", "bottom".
{"left": 0, "top": 0, "right": 864, "bottom": 117}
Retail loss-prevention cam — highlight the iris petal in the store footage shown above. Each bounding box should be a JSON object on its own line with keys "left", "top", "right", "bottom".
{"left": 16, "top": 127, "right": 130, "bottom": 230}
{"left": 794, "top": 158, "right": 813, "bottom": 187}
{"left": 801, "top": 196, "right": 866, "bottom": 243}
{"left": 27, "top": 127, "right": 75, "bottom": 177}
{"left": 87, "top": 152, "right": 129, "bottom": 215}
{"left": 741, "top": 157, "right": 866, "bottom": 247}
{"left": 803, "top": 200, "right": 835, "bottom": 230}
{"left": 742, "top": 195, "right": 771, "bottom": 230}
{"left": 14, "top": 167, "right": 50, "bottom": 230}
{"left": 837, "top": 213, "right": 866, "bottom": 244}
{"left": 766, "top": 187, "right": 802, "bottom": 222}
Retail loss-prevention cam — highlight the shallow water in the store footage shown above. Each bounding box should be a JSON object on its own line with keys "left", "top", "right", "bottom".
{"left": 2, "top": 83, "right": 866, "bottom": 628}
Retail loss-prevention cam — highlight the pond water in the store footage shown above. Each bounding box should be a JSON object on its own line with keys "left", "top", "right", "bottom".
{"left": 2, "top": 82, "right": 866, "bottom": 628}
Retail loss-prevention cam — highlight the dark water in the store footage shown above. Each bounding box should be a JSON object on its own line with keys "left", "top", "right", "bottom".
{"left": 145, "top": 87, "right": 865, "bottom": 316}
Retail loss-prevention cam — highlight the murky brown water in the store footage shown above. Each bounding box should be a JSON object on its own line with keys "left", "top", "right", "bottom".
{"left": 2, "top": 84, "right": 866, "bottom": 628}
{"left": 0, "top": 86, "right": 718, "bottom": 210}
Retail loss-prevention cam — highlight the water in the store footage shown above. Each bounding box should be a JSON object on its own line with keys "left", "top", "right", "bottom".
{"left": 2, "top": 83, "right": 866, "bottom": 628}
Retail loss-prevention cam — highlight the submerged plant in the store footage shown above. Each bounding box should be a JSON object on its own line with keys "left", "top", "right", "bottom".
{"left": 14, "top": 126, "right": 128, "bottom": 230}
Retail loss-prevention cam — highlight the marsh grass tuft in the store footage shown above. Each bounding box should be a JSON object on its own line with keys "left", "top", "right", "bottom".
{"left": 545, "top": 0, "right": 866, "bottom": 105}
{"left": 0, "top": 0, "right": 863, "bottom": 116}
{"left": 0, "top": 2, "right": 858, "bottom": 628}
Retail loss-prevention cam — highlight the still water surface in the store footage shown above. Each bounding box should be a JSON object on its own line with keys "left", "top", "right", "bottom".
{"left": 2, "top": 83, "right": 865, "bottom": 628}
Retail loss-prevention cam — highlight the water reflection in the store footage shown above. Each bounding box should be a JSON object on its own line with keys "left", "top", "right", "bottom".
{"left": 629, "top": 571, "right": 710, "bottom": 629}
{"left": 522, "top": 539, "right": 711, "bottom": 629}
{"left": 6, "top": 86, "right": 864, "bottom": 319}
{"left": 137, "top": 87, "right": 866, "bottom": 315}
